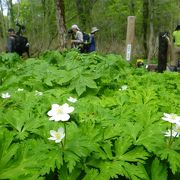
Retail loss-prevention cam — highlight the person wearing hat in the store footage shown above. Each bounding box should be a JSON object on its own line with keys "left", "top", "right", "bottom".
{"left": 88, "top": 27, "right": 99, "bottom": 52}
{"left": 172, "top": 24, "right": 180, "bottom": 67}
{"left": 6, "top": 28, "right": 16, "bottom": 53}
{"left": 71, "top": 24, "right": 83, "bottom": 50}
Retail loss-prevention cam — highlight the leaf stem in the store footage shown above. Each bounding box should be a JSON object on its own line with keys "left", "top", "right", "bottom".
{"left": 63, "top": 123, "right": 66, "bottom": 148}
{"left": 168, "top": 123, "right": 178, "bottom": 146}
{"left": 169, "top": 123, "right": 172, "bottom": 144}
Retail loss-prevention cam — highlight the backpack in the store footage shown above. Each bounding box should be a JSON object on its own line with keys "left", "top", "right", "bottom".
{"left": 80, "top": 32, "right": 90, "bottom": 53}
{"left": 14, "top": 35, "right": 29, "bottom": 57}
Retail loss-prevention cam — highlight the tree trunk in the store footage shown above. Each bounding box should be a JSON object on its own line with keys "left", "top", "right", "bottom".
{"left": 55, "top": 0, "right": 66, "bottom": 51}
{"left": 7, "top": 0, "right": 15, "bottom": 27}
{"left": 129, "top": 0, "right": 135, "bottom": 15}
{"left": 142, "top": 0, "right": 149, "bottom": 58}
{"left": 147, "top": 0, "right": 154, "bottom": 64}
{"left": 0, "top": 0, "right": 6, "bottom": 38}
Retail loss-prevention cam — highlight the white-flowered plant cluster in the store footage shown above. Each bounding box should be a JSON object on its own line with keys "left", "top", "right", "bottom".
{"left": 48, "top": 128, "right": 65, "bottom": 143}
{"left": 162, "top": 113, "right": 180, "bottom": 137}
{"left": 67, "top": 96, "right": 77, "bottom": 103}
{"left": 17, "top": 88, "right": 24, "bottom": 92}
{"left": 119, "top": 85, "right": 128, "bottom": 91}
{"left": 1, "top": 92, "right": 11, "bottom": 99}
{"left": 47, "top": 103, "right": 74, "bottom": 122}
{"left": 1, "top": 89, "right": 43, "bottom": 99}
{"left": 47, "top": 97, "right": 76, "bottom": 143}
{"left": 35, "top": 90, "right": 43, "bottom": 96}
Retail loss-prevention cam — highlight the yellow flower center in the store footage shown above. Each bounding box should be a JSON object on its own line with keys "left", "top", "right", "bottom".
{"left": 56, "top": 107, "right": 62, "bottom": 114}
{"left": 55, "top": 132, "right": 61, "bottom": 139}
{"left": 175, "top": 126, "right": 180, "bottom": 133}
{"left": 171, "top": 114, "right": 177, "bottom": 120}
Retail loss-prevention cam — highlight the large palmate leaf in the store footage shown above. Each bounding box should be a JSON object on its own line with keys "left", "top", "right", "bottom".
{"left": 151, "top": 158, "right": 167, "bottom": 180}
{"left": 2, "top": 109, "right": 45, "bottom": 140}
{"left": 0, "top": 130, "right": 19, "bottom": 173}
{"left": 69, "top": 74, "right": 98, "bottom": 96}
{"left": 159, "top": 148, "right": 180, "bottom": 174}
{"left": 64, "top": 122, "right": 99, "bottom": 173}
{"left": 115, "top": 138, "right": 149, "bottom": 163}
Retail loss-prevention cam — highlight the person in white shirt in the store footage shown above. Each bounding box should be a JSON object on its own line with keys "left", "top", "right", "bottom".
{"left": 71, "top": 24, "right": 83, "bottom": 51}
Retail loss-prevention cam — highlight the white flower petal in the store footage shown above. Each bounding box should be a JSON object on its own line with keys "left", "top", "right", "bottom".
{"left": 55, "top": 139, "right": 62, "bottom": 143}
{"left": 48, "top": 128, "right": 65, "bottom": 143}
{"left": 163, "top": 113, "right": 171, "bottom": 118}
{"left": 47, "top": 110, "right": 55, "bottom": 116}
{"left": 48, "top": 109, "right": 60, "bottom": 116}
{"left": 1, "top": 92, "right": 11, "bottom": 99}
{"left": 164, "top": 130, "right": 179, "bottom": 137}
{"left": 162, "top": 117, "right": 169, "bottom": 121}
{"left": 48, "top": 137, "right": 57, "bottom": 140}
{"left": 17, "top": 88, "right": 24, "bottom": 91}
{"left": 49, "top": 116, "right": 55, "bottom": 121}
{"left": 174, "top": 125, "right": 180, "bottom": 133}
{"left": 35, "top": 90, "right": 43, "bottom": 96}
{"left": 47, "top": 103, "right": 74, "bottom": 121}
{"left": 58, "top": 127, "right": 65, "bottom": 134}
{"left": 119, "top": 85, "right": 128, "bottom": 91}
{"left": 62, "top": 103, "right": 74, "bottom": 113}
{"left": 67, "top": 97, "right": 77, "bottom": 103}
{"left": 54, "top": 113, "right": 70, "bottom": 121}
{"left": 50, "top": 130, "right": 56, "bottom": 136}
{"left": 52, "top": 104, "right": 60, "bottom": 109}
{"left": 162, "top": 113, "right": 180, "bottom": 124}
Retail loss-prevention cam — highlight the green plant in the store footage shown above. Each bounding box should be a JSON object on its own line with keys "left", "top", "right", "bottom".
{"left": 0, "top": 50, "right": 180, "bottom": 179}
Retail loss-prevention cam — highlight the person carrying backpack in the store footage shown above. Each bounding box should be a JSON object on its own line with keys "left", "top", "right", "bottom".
{"left": 15, "top": 23, "right": 30, "bottom": 58}
{"left": 6, "top": 24, "right": 30, "bottom": 58}
{"left": 6, "top": 28, "right": 16, "bottom": 53}
{"left": 88, "top": 27, "right": 99, "bottom": 52}
{"left": 71, "top": 24, "right": 83, "bottom": 52}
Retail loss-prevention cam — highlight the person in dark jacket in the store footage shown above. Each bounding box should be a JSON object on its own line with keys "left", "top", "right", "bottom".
{"left": 6, "top": 28, "right": 15, "bottom": 53}
{"left": 89, "top": 27, "right": 99, "bottom": 52}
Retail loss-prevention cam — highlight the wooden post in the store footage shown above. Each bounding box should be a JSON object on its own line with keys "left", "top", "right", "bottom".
{"left": 125, "top": 16, "right": 135, "bottom": 61}
{"left": 157, "top": 32, "right": 169, "bottom": 72}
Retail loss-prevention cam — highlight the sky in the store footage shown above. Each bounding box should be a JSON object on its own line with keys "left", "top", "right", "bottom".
{"left": 2, "top": 0, "right": 19, "bottom": 16}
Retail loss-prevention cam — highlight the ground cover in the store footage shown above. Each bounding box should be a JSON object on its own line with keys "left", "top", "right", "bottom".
{"left": 0, "top": 51, "right": 180, "bottom": 179}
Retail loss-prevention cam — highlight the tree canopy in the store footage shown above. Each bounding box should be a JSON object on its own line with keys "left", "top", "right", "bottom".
{"left": 0, "top": 0, "right": 179, "bottom": 60}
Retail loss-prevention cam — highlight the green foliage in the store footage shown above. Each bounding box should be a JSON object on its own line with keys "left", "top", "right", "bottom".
{"left": 0, "top": 51, "right": 180, "bottom": 179}
{"left": 1, "top": 0, "right": 179, "bottom": 56}
{"left": 151, "top": 158, "right": 167, "bottom": 180}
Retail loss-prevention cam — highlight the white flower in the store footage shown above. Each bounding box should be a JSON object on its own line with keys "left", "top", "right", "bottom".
{"left": 48, "top": 127, "right": 65, "bottom": 143}
{"left": 164, "top": 129, "right": 179, "bottom": 137}
{"left": 119, "top": 85, "right": 128, "bottom": 91}
{"left": 17, "top": 88, "right": 24, "bottom": 92}
{"left": 174, "top": 124, "right": 180, "bottom": 134}
{"left": 1, "top": 92, "right": 11, "bottom": 99}
{"left": 67, "top": 97, "right": 77, "bottom": 103}
{"left": 35, "top": 90, "right": 43, "bottom": 96}
{"left": 164, "top": 124, "right": 180, "bottom": 138}
{"left": 162, "top": 113, "right": 180, "bottom": 125}
{"left": 47, "top": 103, "right": 74, "bottom": 121}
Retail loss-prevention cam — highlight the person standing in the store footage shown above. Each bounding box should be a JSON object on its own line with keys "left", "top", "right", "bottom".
{"left": 172, "top": 24, "right": 180, "bottom": 66}
{"left": 6, "top": 28, "right": 16, "bottom": 53}
{"left": 89, "top": 27, "right": 99, "bottom": 52}
{"left": 71, "top": 24, "right": 83, "bottom": 51}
